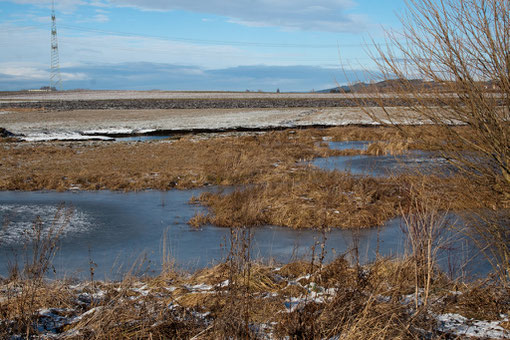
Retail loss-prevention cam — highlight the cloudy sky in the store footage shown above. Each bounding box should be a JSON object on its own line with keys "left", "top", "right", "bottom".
{"left": 0, "top": 0, "right": 405, "bottom": 91}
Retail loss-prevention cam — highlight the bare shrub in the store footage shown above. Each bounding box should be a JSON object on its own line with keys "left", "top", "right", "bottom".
{"left": 366, "top": 0, "right": 510, "bottom": 283}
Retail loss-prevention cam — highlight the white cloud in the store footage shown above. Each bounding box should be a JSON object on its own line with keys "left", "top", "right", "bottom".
{"left": 5, "top": 0, "right": 367, "bottom": 32}
{"left": 0, "top": 23, "right": 290, "bottom": 69}
{"left": 107, "top": 0, "right": 366, "bottom": 32}
{"left": 6, "top": 0, "right": 86, "bottom": 11}
{"left": 89, "top": 0, "right": 110, "bottom": 7}
{"left": 0, "top": 66, "right": 49, "bottom": 80}
{"left": 92, "top": 13, "right": 109, "bottom": 22}
{"left": 61, "top": 71, "right": 89, "bottom": 80}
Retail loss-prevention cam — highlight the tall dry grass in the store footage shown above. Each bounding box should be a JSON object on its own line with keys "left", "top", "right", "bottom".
{"left": 0, "top": 206, "right": 73, "bottom": 338}
{"left": 1, "top": 216, "right": 509, "bottom": 339}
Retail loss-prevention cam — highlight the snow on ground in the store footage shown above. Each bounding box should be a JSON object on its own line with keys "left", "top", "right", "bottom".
{"left": 0, "top": 106, "right": 433, "bottom": 141}
{"left": 0, "top": 90, "right": 384, "bottom": 101}
{"left": 436, "top": 313, "right": 510, "bottom": 338}
{"left": 81, "top": 128, "right": 149, "bottom": 135}
{"left": 3, "top": 269, "right": 510, "bottom": 339}
{"left": 21, "top": 132, "right": 113, "bottom": 142}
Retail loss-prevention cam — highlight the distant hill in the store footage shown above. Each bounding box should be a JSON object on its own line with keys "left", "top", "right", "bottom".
{"left": 318, "top": 79, "right": 437, "bottom": 93}
{"left": 318, "top": 79, "right": 498, "bottom": 93}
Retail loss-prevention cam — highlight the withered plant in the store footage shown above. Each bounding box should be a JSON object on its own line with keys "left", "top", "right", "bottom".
{"left": 365, "top": 0, "right": 510, "bottom": 283}
{"left": 400, "top": 185, "right": 451, "bottom": 310}
{"left": 0, "top": 205, "right": 72, "bottom": 338}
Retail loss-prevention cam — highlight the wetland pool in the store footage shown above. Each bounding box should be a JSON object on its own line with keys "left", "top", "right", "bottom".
{"left": 313, "top": 141, "right": 456, "bottom": 176}
{"left": 0, "top": 189, "right": 487, "bottom": 280}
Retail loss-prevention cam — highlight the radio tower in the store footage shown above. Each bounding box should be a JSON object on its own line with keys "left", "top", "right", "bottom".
{"left": 50, "top": 0, "right": 62, "bottom": 91}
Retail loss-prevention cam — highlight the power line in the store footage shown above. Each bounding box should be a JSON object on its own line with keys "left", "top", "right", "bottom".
{"left": 1, "top": 22, "right": 400, "bottom": 50}
{"left": 57, "top": 24, "right": 393, "bottom": 49}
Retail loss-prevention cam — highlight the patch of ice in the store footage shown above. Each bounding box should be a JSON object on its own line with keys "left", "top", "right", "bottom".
{"left": 0, "top": 204, "right": 96, "bottom": 246}
{"left": 131, "top": 285, "right": 150, "bottom": 296}
{"left": 436, "top": 313, "right": 510, "bottom": 339}
{"left": 22, "top": 132, "right": 113, "bottom": 141}
{"left": 217, "top": 280, "right": 229, "bottom": 288}
{"left": 401, "top": 289, "right": 424, "bottom": 306}
{"left": 82, "top": 128, "right": 134, "bottom": 135}
{"left": 37, "top": 308, "right": 76, "bottom": 334}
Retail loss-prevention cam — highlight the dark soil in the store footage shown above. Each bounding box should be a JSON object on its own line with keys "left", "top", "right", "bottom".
{"left": 0, "top": 98, "right": 426, "bottom": 111}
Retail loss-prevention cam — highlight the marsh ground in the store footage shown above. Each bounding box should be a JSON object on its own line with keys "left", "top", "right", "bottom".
{"left": 0, "top": 92, "right": 508, "bottom": 338}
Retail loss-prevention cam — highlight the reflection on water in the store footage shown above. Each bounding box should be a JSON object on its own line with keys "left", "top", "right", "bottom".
{"left": 0, "top": 190, "right": 488, "bottom": 280}
{"left": 313, "top": 141, "right": 454, "bottom": 177}
{"left": 327, "top": 141, "right": 371, "bottom": 151}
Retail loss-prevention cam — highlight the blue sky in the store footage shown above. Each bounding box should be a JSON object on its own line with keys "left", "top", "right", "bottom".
{"left": 0, "top": 0, "right": 405, "bottom": 91}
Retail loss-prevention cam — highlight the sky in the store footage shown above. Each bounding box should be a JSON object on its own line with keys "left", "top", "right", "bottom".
{"left": 0, "top": 0, "right": 406, "bottom": 91}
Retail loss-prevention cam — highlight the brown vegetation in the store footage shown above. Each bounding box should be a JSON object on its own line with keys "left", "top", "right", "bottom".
{"left": 365, "top": 0, "right": 510, "bottom": 282}
{"left": 191, "top": 171, "right": 499, "bottom": 229}
{"left": 1, "top": 126, "right": 504, "bottom": 230}
{"left": 0, "top": 129, "right": 332, "bottom": 191}
{"left": 2, "top": 252, "right": 509, "bottom": 339}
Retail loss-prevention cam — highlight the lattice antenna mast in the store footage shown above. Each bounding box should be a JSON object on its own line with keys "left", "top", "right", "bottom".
{"left": 50, "top": 0, "right": 62, "bottom": 91}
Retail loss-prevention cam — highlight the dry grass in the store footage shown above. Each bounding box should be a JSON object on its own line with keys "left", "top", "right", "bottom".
{"left": 3, "top": 256, "right": 506, "bottom": 339}
{"left": 0, "top": 125, "right": 470, "bottom": 191}
{"left": 191, "top": 170, "right": 500, "bottom": 229}
{"left": 0, "top": 129, "right": 333, "bottom": 191}
{"left": 1, "top": 126, "right": 503, "bottom": 231}
{"left": 194, "top": 169, "right": 408, "bottom": 229}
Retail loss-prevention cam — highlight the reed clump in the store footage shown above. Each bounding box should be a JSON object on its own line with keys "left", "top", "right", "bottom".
{"left": 190, "top": 170, "right": 500, "bottom": 229}
{"left": 193, "top": 169, "right": 408, "bottom": 229}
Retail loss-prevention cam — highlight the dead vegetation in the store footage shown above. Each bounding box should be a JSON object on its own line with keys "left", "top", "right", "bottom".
{"left": 1, "top": 191, "right": 510, "bottom": 339}
{"left": 1, "top": 126, "right": 504, "bottom": 230}
{"left": 0, "top": 126, "right": 470, "bottom": 191}
{"left": 2, "top": 246, "right": 509, "bottom": 339}
{"left": 190, "top": 171, "right": 499, "bottom": 229}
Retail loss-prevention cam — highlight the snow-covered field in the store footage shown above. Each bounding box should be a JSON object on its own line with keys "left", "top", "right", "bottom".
{"left": 0, "top": 107, "right": 427, "bottom": 141}
{"left": 0, "top": 90, "right": 442, "bottom": 141}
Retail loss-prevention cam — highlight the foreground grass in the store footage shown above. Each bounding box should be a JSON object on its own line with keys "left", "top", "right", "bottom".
{"left": 1, "top": 256, "right": 509, "bottom": 339}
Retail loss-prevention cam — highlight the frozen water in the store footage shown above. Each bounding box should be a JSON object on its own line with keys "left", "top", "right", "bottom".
{"left": 0, "top": 190, "right": 488, "bottom": 280}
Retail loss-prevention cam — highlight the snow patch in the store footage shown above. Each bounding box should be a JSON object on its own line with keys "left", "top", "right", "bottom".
{"left": 436, "top": 313, "right": 510, "bottom": 339}
{"left": 22, "top": 132, "right": 113, "bottom": 141}
{"left": 82, "top": 128, "right": 136, "bottom": 135}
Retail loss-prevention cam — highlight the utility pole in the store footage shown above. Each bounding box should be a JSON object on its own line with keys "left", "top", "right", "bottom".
{"left": 50, "top": 0, "right": 62, "bottom": 91}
